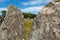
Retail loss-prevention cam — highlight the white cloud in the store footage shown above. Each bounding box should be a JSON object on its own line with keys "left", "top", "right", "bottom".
{"left": 21, "top": 6, "right": 44, "bottom": 14}
{"left": 21, "top": 0, "right": 52, "bottom": 6}
{"left": 21, "top": 1, "right": 38, "bottom": 5}
{"left": 0, "top": 6, "right": 44, "bottom": 14}
{"left": 0, "top": 8, "right": 7, "bottom": 15}
{"left": 0, "top": 8, "right": 7, "bottom": 11}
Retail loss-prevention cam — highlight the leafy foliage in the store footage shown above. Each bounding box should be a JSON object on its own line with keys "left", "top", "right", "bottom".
{"left": 1, "top": 10, "right": 6, "bottom": 17}
{"left": 23, "top": 12, "right": 37, "bottom": 19}
{"left": 1, "top": 10, "right": 36, "bottom": 19}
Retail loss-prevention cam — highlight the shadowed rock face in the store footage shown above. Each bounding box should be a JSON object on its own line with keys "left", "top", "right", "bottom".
{"left": 29, "top": 1, "right": 60, "bottom": 40}
{"left": 0, "top": 5, "right": 25, "bottom": 40}
{"left": 53, "top": 0, "right": 60, "bottom": 2}
{"left": 0, "top": 16, "right": 4, "bottom": 26}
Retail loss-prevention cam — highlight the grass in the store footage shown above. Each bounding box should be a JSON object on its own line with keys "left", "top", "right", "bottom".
{"left": 24, "top": 19, "right": 33, "bottom": 40}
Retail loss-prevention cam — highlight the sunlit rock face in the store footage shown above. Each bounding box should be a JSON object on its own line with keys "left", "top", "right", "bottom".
{"left": 29, "top": 1, "right": 60, "bottom": 40}
{"left": 40, "top": 1, "right": 60, "bottom": 14}
{"left": 40, "top": 2, "right": 56, "bottom": 14}
{"left": 0, "top": 5, "right": 25, "bottom": 40}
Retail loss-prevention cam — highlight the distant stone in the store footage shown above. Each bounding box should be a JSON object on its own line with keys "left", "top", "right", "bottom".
{"left": 29, "top": 1, "right": 60, "bottom": 40}
{"left": 0, "top": 5, "right": 25, "bottom": 40}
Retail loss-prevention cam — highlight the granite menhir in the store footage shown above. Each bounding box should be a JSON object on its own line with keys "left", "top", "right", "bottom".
{"left": 0, "top": 5, "right": 25, "bottom": 40}
{"left": 29, "top": 1, "right": 60, "bottom": 40}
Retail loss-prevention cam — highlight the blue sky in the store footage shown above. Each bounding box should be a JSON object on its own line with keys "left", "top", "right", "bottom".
{"left": 0, "top": 0, "right": 52, "bottom": 15}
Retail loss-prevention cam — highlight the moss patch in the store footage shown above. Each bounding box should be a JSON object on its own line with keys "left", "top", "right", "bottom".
{"left": 24, "top": 19, "right": 33, "bottom": 40}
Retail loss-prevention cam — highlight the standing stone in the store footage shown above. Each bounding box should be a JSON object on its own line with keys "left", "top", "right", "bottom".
{"left": 0, "top": 16, "right": 4, "bottom": 26}
{"left": 29, "top": 1, "right": 60, "bottom": 40}
{"left": 0, "top": 5, "right": 25, "bottom": 40}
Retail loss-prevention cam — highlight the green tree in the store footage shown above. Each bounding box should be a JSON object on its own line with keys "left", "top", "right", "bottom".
{"left": 23, "top": 12, "right": 36, "bottom": 19}
{"left": 1, "top": 10, "right": 6, "bottom": 17}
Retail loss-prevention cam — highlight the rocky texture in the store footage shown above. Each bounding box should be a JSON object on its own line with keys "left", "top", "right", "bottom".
{"left": 53, "top": 0, "right": 60, "bottom": 2}
{"left": 40, "top": 0, "right": 60, "bottom": 14}
{"left": 0, "top": 16, "right": 4, "bottom": 26}
{"left": 0, "top": 5, "right": 25, "bottom": 40}
{"left": 29, "top": 1, "right": 60, "bottom": 40}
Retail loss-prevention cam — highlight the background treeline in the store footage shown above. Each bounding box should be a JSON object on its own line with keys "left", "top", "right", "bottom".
{"left": 1, "top": 10, "right": 37, "bottom": 19}
{"left": 23, "top": 12, "right": 36, "bottom": 19}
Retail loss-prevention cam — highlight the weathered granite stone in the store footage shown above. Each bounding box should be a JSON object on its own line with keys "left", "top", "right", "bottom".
{"left": 0, "top": 5, "right": 25, "bottom": 40}
{"left": 0, "top": 16, "right": 4, "bottom": 26}
{"left": 29, "top": 1, "right": 60, "bottom": 40}
{"left": 53, "top": 0, "right": 60, "bottom": 2}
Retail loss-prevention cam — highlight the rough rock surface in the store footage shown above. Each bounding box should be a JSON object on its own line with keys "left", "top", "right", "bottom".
{"left": 0, "top": 5, "right": 25, "bottom": 40}
{"left": 29, "top": 1, "right": 60, "bottom": 40}
{"left": 53, "top": 0, "right": 60, "bottom": 2}
{"left": 0, "top": 16, "right": 4, "bottom": 26}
